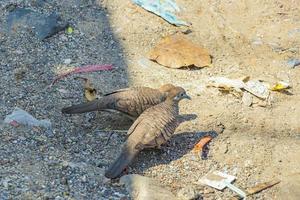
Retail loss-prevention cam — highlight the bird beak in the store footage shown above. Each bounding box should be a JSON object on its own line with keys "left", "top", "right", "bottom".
{"left": 184, "top": 94, "right": 191, "bottom": 100}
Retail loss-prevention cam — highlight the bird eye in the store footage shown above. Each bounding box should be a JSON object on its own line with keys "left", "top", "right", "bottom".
{"left": 181, "top": 93, "right": 184, "bottom": 96}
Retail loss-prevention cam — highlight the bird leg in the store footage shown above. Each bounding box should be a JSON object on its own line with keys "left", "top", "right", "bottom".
{"left": 105, "top": 132, "right": 115, "bottom": 145}
{"left": 105, "top": 130, "right": 128, "bottom": 145}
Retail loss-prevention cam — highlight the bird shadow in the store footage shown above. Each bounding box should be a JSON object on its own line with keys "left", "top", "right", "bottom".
{"left": 100, "top": 113, "right": 225, "bottom": 178}
{"left": 93, "top": 113, "right": 199, "bottom": 139}
{"left": 177, "top": 113, "right": 198, "bottom": 124}
{"left": 130, "top": 129, "right": 219, "bottom": 175}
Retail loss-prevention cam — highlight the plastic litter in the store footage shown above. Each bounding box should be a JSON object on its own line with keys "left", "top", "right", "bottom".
{"left": 4, "top": 107, "right": 51, "bottom": 129}
{"left": 244, "top": 80, "right": 269, "bottom": 99}
{"left": 193, "top": 136, "right": 212, "bottom": 159}
{"left": 199, "top": 171, "right": 247, "bottom": 199}
{"left": 208, "top": 76, "right": 293, "bottom": 100}
{"left": 242, "top": 91, "right": 253, "bottom": 107}
{"left": 193, "top": 136, "right": 213, "bottom": 152}
{"left": 207, "top": 77, "right": 245, "bottom": 93}
{"left": 288, "top": 28, "right": 300, "bottom": 37}
{"left": 50, "top": 64, "right": 113, "bottom": 87}
{"left": 269, "top": 81, "right": 290, "bottom": 91}
{"left": 66, "top": 26, "right": 74, "bottom": 34}
{"left": 132, "top": 0, "right": 188, "bottom": 26}
{"left": 287, "top": 58, "right": 300, "bottom": 68}
{"left": 138, "top": 58, "right": 152, "bottom": 68}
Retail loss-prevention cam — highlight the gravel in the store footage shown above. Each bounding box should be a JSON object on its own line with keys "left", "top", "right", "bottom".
{"left": 1, "top": 0, "right": 299, "bottom": 199}
{"left": 0, "top": 0, "right": 128, "bottom": 199}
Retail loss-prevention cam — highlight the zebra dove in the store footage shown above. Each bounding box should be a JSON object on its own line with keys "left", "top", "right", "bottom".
{"left": 61, "top": 84, "right": 175, "bottom": 119}
{"left": 105, "top": 86, "right": 191, "bottom": 179}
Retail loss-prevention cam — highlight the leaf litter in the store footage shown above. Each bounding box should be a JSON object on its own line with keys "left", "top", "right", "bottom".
{"left": 148, "top": 34, "right": 212, "bottom": 69}
{"left": 74, "top": 77, "right": 97, "bottom": 101}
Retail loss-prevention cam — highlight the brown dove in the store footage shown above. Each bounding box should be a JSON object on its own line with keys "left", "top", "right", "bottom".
{"left": 105, "top": 86, "right": 191, "bottom": 179}
{"left": 61, "top": 84, "right": 176, "bottom": 119}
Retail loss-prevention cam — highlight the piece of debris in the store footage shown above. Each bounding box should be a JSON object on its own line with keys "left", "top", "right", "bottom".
{"left": 50, "top": 64, "right": 113, "bottom": 86}
{"left": 57, "top": 88, "right": 69, "bottom": 94}
{"left": 120, "top": 174, "right": 177, "bottom": 200}
{"left": 269, "top": 81, "right": 290, "bottom": 92}
{"left": 4, "top": 107, "right": 51, "bottom": 129}
{"left": 198, "top": 171, "right": 247, "bottom": 199}
{"left": 138, "top": 58, "right": 152, "bottom": 68}
{"left": 149, "top": 34, "right": 212, "bottom": 69}
{"left": 287, "top": 58, "right": 300, "bottom": 68}
{"left": 207, "top": 77, "right": 245, "bottom": 94}
{"left": 208, "top": 76, "right": 271, "bottom": 101}
{"left": 288, "top": 28, "right": 300, "bottom": 37}
{"left": 4, "top": 7, "right": 67, "bottom": 40}
{"left": 132, "top": 0, "right": 188, "bottom": 26}
{"left": 181, "top": 28, "right": 193, "bottom": 35}
{"left": 246, "top": 179, "right": 280, "bottom": 195}
{"left": 192, "top": 136, "right": 213, "bottom": 159}
{"left": 66, "top": 26, "right": 74, "bottom": 34}
{"left": 64, "top": 58, "right": 72, "bottom": 65}
{"left": 242, "top": 91, "right": 253, "bottom": 106}
{"left": 244, "top": 80, "right": 269, "bottom": 99}
{"left": 74, "top": 77, "right": 97, "bottom": 101}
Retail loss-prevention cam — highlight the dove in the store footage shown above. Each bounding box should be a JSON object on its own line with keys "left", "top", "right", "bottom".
{"left": 61, "top": 84, "right": 176, "bottom": 119}
{"left": 105, "top": 86, "right": 191, "bottom": 178}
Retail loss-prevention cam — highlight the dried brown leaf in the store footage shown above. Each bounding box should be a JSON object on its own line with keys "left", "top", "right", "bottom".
{"left": 75, "top": 77, "right": 97, "bottom": 101}
{"left": 148, "top": 34, "right": 211, "bottom": 69}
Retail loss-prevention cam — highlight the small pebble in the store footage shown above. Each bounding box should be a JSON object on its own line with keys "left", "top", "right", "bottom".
{"left": 55, "top": 196, "right": 64, "bottom": 200}
{"left": 203, "top": 187, "right": 215, "bottom": 194}
{"left": 64, "top": 58, "right": 72, "bottom": 64}
{"left": 177, "top": 186, "right": 201, "bottom": 200}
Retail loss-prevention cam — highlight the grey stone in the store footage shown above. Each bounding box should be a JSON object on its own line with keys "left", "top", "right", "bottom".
{"left": 4, "top": 8, "right": 67, "bottom": 40}
{"left": 54, "top": 196, "right": 64, "bottom": 200}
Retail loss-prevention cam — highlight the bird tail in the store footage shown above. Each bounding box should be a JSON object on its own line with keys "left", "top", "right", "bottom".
{"left": 61, "top": 98, "right": 109, "bottom": 114}
{"left": 105, "top": 144, "right": 140, "bottom": 179}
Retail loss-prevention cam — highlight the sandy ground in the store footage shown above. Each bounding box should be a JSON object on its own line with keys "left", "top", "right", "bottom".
{"left": 0, "top": 0, "right": 300, "bottom": 199}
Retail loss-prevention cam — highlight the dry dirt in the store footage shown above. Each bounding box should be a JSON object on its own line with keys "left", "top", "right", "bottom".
{"left": 0, "top": 0, "right": 300, "bottom": 199}
{"left": 100, "top": 0, "right": 300, "bottom": 199}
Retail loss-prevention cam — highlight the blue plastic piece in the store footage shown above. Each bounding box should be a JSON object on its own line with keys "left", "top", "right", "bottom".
{"left": 133, "top": 0, "right": 188, "bottom": 26}
{"left": 287, "top": 58, "right": 300, "bottom": 68}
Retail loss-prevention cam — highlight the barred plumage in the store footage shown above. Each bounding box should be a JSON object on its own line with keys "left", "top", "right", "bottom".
{"left": 105, "top": 86, "right": 191, "bottom": 179}
{"left": 61, "top": 84, "right": 176, "bottom": 118}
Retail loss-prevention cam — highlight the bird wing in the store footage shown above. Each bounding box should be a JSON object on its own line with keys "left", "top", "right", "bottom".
{"left": 127, "top": 103, "right": 178, "bottom": 149}
{"left": 111, "top": 87, "right": 166, "bottom": 118}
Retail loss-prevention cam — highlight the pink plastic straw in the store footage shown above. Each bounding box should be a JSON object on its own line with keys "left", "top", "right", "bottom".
{"left": 50, "top": 64, "right": 113, "bottom": 87}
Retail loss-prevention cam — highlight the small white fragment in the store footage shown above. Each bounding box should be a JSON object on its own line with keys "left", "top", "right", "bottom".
{"left": 244, "top": 80, "right": 269, "bottom": 99}
{"left": 242, "top": 91, "right": 253, "bottom": 106}
{"left": 64, "top": 58, "right": 72, "bottom": 65}
{"left": 4, "top": 107, "right": 51, "bottom": 129}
